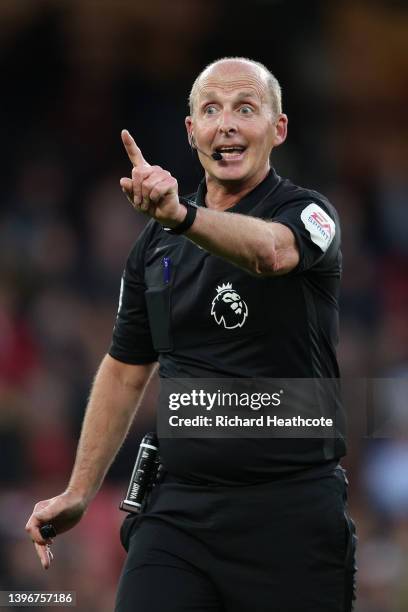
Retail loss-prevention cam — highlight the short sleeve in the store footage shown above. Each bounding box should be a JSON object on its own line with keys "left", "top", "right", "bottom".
{"left": 109, "top": 223, "right": 158, "bottom": 364}
{"left": 272, "top": 198, "right": 341, "bottom": 273}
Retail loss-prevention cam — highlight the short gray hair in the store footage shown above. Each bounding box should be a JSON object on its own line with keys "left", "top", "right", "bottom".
{"left": 188, "top": 57, "right": 282, "bottom": 116}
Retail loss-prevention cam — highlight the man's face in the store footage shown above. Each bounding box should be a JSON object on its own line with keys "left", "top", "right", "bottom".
{"left": 185, "top": 62, "right": 287, "bottom": 186}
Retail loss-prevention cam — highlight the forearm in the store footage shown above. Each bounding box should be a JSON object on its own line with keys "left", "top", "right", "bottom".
{"left": 185, "top": 207, "right": 282, "bottom": 275}
{"left": 66, "top": 355, "right": 156, "bottom": 504}
{"left": 118, "top": 132, "right": 298, "bottom": 275}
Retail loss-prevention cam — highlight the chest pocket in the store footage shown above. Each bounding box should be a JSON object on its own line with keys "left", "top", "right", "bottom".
{"left": 144, "top": 246, "right": 180, "bottom": 353}
{"left": 145, "top": 285, "right": 172, "bottom": 352}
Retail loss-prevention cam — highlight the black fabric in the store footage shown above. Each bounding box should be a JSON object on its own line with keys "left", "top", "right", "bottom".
{"left": 111, "top": 169, "right": 356, "bottom": 611}
{"left": 109, "top": 168, "right": 345, "bottom": 480}
{"left": 110, "top": 168, "right": 341, "bottom": 379}
{"left": 115, "top": 465, "right": 356, "bottom": 612}
{"left": 110, "top": 220, "right": 159, "bottom": 365}
{"left": 115, "top": 564, "right": 222, "bottom": 612}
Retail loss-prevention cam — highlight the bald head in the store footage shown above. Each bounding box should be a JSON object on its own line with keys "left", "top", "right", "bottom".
{"left": 189, "top": 57, "right": 282, "bottom": 117}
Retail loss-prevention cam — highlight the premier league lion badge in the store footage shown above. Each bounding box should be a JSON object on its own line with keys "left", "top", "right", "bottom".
{"left": 210, "top": 282, "right": 248, "bottom": 329}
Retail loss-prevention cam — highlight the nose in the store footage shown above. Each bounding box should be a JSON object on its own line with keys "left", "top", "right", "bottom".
{"left": 218, "top": 110, "right": 237, "bottom": 135}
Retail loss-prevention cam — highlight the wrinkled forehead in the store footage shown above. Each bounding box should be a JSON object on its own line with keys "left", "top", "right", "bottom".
{"left": 195, "top": 63, "right": 269, "bottom": 104}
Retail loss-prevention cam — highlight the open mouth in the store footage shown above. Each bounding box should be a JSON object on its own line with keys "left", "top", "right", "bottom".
{"left": 215, "top": 146, "right": 246, "bottom": 160}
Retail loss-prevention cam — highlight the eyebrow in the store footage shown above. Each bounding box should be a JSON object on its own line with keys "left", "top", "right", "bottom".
{"left": 200, "top": 91, "right": 259, "bottom": 104}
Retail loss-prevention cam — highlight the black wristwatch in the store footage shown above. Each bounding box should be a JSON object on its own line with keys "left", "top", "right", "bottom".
{"left": 164, "top": 199, "right": 198, "bottom": 235}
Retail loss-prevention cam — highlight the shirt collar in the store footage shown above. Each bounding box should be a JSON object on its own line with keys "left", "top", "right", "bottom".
{"left": 195, "top": 167, "right": 281, "bottom": 214}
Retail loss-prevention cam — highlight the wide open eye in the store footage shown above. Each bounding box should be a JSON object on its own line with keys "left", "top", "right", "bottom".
{"left": 204, "top": 105, "right": 218, "bottom": 115}
{"left": 239, "top": 106, "right": 254, "bottom": 115}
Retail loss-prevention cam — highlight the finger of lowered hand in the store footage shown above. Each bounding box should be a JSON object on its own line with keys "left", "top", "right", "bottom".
{"left": 25, "top": 516, "right": 50, "bottom": 546}
{"left": 25, "top": 499, "right": 59, "bottom": 544}
{"left": 121, "top": 130, "right": 149, "bottom": 168}
{"left": 34, "top": 541, "right": 53, "bottom": 570}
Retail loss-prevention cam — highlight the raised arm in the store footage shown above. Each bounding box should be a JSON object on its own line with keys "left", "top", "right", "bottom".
{"left": 119, "top": 130, "right": 299, "bottom": 277}
{"left": 25, "top": 354, "right": 157, "bottom": 569}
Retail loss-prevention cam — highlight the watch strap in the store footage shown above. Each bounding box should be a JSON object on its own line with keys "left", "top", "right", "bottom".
{"left": 165, "top": 199, "right": 198, "bottom": 235}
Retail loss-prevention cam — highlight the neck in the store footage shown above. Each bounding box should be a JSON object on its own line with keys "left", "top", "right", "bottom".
{"left": 204, "top": 166, "right": 270, "bottom": 211}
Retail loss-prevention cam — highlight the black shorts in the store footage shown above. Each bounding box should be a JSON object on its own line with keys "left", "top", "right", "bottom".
{"left": 115, "top": 465, "right": 357, "bottom": 612}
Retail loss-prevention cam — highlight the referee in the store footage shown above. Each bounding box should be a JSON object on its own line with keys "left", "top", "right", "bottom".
{"left": 26, "top": 57, "right": 357, "bottom": 611}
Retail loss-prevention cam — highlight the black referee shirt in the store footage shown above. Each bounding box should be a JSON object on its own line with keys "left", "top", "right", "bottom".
{"left": 109, "top": 168, "right": 345, "bottom": 483}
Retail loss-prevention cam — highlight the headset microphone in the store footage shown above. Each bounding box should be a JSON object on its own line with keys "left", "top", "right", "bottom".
{"left": 190, "top": 136, "right": 223, "bottom": 161}
{"left": 211, "top": 151, "right": 223, "bottom": 161}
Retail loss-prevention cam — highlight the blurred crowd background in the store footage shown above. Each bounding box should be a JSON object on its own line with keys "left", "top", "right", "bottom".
{"left": 0, "top": 0, "right": 407, "bottom": 610}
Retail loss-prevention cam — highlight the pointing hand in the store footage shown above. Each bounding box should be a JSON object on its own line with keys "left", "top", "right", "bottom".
{"left": 120, "top": 130, "right": 186, "bottom": 227}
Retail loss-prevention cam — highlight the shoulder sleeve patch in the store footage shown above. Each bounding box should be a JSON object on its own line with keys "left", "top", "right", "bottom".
{"left": 300, "top": 202, "right": 335, "bottom": 252}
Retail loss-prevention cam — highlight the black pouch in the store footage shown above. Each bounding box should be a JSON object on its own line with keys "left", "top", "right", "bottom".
{"left": 145, "top": 285, "right": 173, "bottom": 352}
{"left": 144, "top": 246, "right": 178, "bottom": 353}
{"left": 119, "top": 513, "right": 140, "bottom": 552}
{"left": 119, "top": 466, "right": 166, "bottom": 552}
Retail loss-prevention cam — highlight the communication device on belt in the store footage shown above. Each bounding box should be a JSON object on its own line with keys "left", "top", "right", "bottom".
{"left": 119, "top": 432, "right": 160, "bottom": 514}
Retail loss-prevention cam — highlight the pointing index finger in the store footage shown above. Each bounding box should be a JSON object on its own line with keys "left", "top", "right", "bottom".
{"left": 121, "top": 129, "right": 149, "bottom": 168}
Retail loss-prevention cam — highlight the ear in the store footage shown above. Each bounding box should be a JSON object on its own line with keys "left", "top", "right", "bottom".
{"left": 272, "top": 114, "right": 288, "bottom": 147}
{"left": 185, "top": 116, "right": 193, "bottom": 146}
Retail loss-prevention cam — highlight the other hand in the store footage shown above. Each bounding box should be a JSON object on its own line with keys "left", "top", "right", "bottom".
{"left": 25, "top": 491, "right": 87, "bottom": 570}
